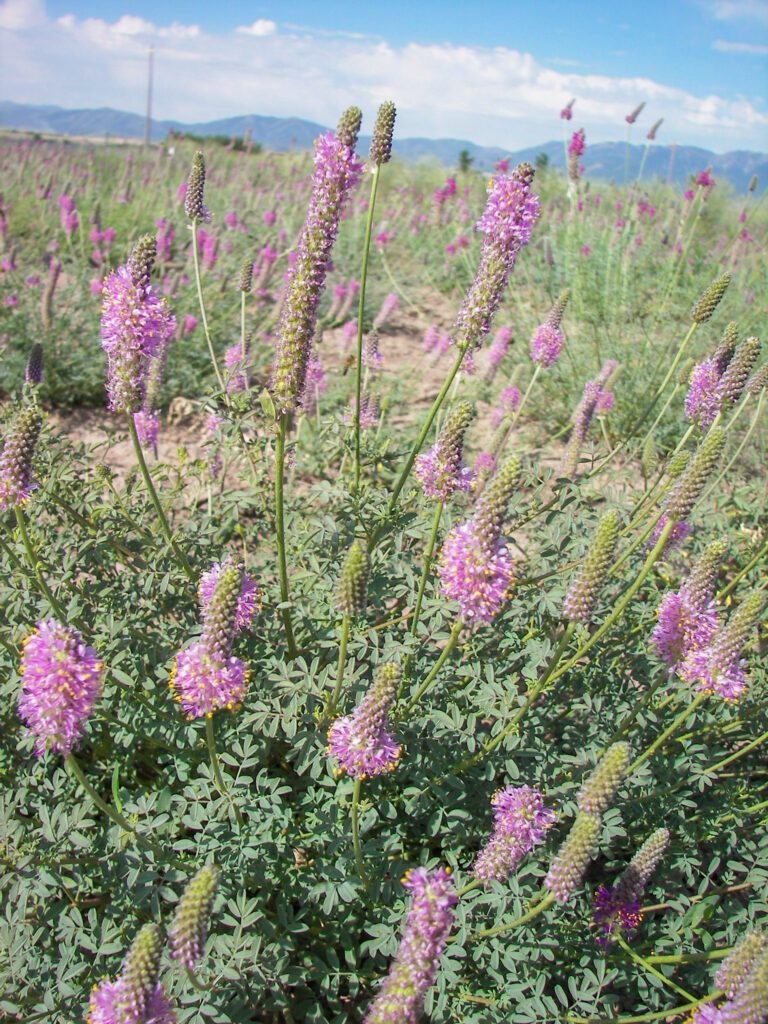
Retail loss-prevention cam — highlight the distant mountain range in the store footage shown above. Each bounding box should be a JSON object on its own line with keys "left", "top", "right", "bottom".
{"left": 1, "top": 100, "right": 765, "bottom": 192}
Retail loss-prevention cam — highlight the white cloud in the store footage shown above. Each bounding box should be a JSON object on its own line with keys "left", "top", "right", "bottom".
{"left": 235, "top": 19, "right": 276, "bottom": 37}
{"left": 1, "top": 7, "right": 766, "bottom": 153}
{"left": 713, "top": 38, "right": 768, "bottom": 53}
{"left": 708, "top": 0, "right": 768, "bottom": 23}
{"left": 0, "top": 0, "right": 45, "bottom": 29}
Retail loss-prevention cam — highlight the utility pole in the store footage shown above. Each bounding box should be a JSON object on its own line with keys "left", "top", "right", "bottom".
{"left": 144, "top": 46, "right": 154, "bottom": 147}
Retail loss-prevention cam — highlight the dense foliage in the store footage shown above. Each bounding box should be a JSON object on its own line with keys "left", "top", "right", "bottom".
{"left": 0, "top": 109, "right": 766, "bottom": 1024}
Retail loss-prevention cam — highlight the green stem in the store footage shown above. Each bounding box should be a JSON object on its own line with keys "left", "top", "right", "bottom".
{"left": 646, "top": 949, "right": 730, "bottom": 965}
{"left": 456, "top": 622, "right": 575, "bottom": 772}
{"left": 544, "top": 518, "right": 674, "bottom": 691}
{"left": 628, "top": 692, "right": 708, "bottom": 774}
{"left": 598, "top": 675, "right": 667, "bottom": 755}
{"left": 205, "top": 715, "right": 243, "bottom": 826}
{"left": 326, "top": 615, "right": 350, "bottom": 719}
{"left": 14, "top": 506, "right": 67, "bottom": 619}
{"left": 404, "top": 619, "right": 463, "bottom": 714}
{"left": 563, "top": 991, "right": 724, "bottom": 1024}
{"left": 184, "top": 965, "right": 212, "bottom": 992}
{"left": 383, "top": 343, "right": 468, "bottom": 530}
{"left": 354, "top": 165, "right": 381, "bottom": 492}
{"left": 351, "top": 777, "right": 369, "bottom": 889}
{"left": 240, "top": 289, "right": 247, "bottom": 362}
{"left": 126, "top": 414, "right": 195, "bottom": 581}
{"left": 275, "top": 415, "right": 298, "bottom": 658}
{"left": 191, "top": 219, "right": 226, "bottom": 394}
{"left": 399, "top": 501, "right": 444, "bottom": 698}
{"left": 456, "top": 878, "right": 483, "bottom": 899}
{"left": 719, "top": 538, "right": 768, "bottom": 601}
{"left": 475, "top": 891, "right": 555, "bottom": 940}
{"left": 705, "top": 729, "right": 768, "bottom": 776}
{"left": 65, "top": 754, "right": 168, "bottom": 859}
{"left": 616, "top": 934, "right": 697, "bottom": 1002}
{"left": 491, "top": 364, "right": 541, "bottom": 461}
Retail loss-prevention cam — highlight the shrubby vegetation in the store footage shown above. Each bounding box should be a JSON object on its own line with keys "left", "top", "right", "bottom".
{"left": 0, "top": 105, "right": 766, "bottom": 1023}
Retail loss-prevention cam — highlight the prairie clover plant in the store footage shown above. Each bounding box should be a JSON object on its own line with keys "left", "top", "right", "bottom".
{"left": 1, "top": 102, "right": 766, "bottom": 1024}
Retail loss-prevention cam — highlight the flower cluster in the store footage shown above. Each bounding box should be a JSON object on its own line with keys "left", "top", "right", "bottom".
{"left": 327, "top": 663, "right": 402, "bottom": 778}
{"left": 561, "top": 361, "right": 618, "bottom": 476}
{"left": 170, "top": 562, "right": 253, "bottom": 718}
{"left": 474, "top": 785, "right": 556, "bottom": 884}
{"left": 364, "top": 867, "right": 457, "bottom": 1023}
{"left": 592, "top": 828, "right": 670, "bottom": 944}
{"left": 100, "top": 237, "right": 176, "bottom": 413}
{"left": 88, "top": 924, "right": 176, "bottom": 1024}
{"left": 415, "top": 401, "right": 475, "bottom": 502}
{"left": 563, "top": 510, "right": 620, "bottom": 623}
{"left": 693, "top": 939, "right": 768, "bottom": 1024}
{"left": 18, "top": 619, "right": 104, "bottom": 757}
{"left": 271, "top": 120, "right": 364, "bottom": 412}
{"left": 651, "top": 541, "right": 725, "bottom": 670}
{"left": 530, "top": 288, "right": 571, "bottom": 368}
{"left": 680, "top": 591, "right": 762, "bottom": 700}
{"left": 0, "top": 403, "right": 41, "bottom": 511}
{"left": 685, "top": 330, "right": 761, "bottom": 427}
{"left": 169, "top": 864, "right": 221, "bottom": 970}
{"left": 545, "top": 813, "right": 601, "bottom": 903}
{"left": 439, "top": 458, "right": 519, "bottom": 623}
{"left": 453, "top": 164, "right": 540, "bottom": 352}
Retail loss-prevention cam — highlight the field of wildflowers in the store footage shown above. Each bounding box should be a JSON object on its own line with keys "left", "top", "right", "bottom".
{"left": 0, "top": 101, "right": 766, "bottom": 1024}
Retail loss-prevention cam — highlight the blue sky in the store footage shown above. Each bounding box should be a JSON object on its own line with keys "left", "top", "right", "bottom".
{"left": 1, "top": 0, "right": 767, "bottom": 151}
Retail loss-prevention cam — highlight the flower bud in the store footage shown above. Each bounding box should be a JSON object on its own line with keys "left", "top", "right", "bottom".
{"left": 720, "top": 947, "right": 768, "bottom": 1024}
{"left": 545, "top": 813, "right": 602, "bottom": 903}
{"left": 336, "top": 106, "right": 362, "bottom": 149}
{"left": 238, "top": 257, "right": 253, "bottom": 293}
{"left": 0, "top": 404, "right": 42, "bottom": 511}
{"left": 563, "top": 510, "right": 620, "bottom": 623}
{"left": 127, "top": 234, "right": 157, "bottom": 296}
{"left": 642, "top": 436, "right": 658, "bottom": 479}
{"left": 25, "top": 342, "right": 44, "bottom": 386}
{"left": 473, "top": 457, "right": 520, "bottom": 544}
{"left": 716, "top": 930, "right": 768, "bottom": 999}
{"left": 714, "top": 321, "right": 739, "bottom": 374}
{"left": 718, "top": 336, "right": 761, "bottom": 412}
{"left": 202, "top": 562, "right": 243, "bottom": 661}
{"left": 691, "top": 273, "right": 730, "bottom": 324}
{"left": 116, "top": 923, "right": 164, "bottom": 1023}
{"left": 682, "top": 540, "right": 726, "bottom": 610}
{"left": 747, "top": 363, "right": 768, "bottom": 396}
{"left": 665, "top": 427, "right": 725, "bottom": 520}
{"left": 578, "top": 742, "right": 631, "bottom": 815}
{"left": 334, "top": 539, "right": 371, "bottom": 618}
{"left": 170, "top": 863, "right": 221, "bottom": 970}
{"left": 613, "top": 827, "right": 670, "bottom": 906}
{"left": 369, "top": 101, "right": 396, "bottom": 165}
{"left": 184, "top": 151, "right": 210, "bottom": 222}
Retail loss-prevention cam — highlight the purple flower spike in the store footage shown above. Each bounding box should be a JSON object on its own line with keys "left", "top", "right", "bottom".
{"left": 327, "top": 663, "right": 402, "bottom": 779}
{"left": 199, "top": 559, "right": 261, "bottom": 634}
{"left": 271, "top": 128, "right": 364, "bottom": 412}
{"left": 88, "top": 979, "right": 177, "bottom": 1024}
{"left": 18, "top": 619, "right": 104, "bottom": 757}
{"left": 439, "top": 520, "right": 515, "bottom": 624}
{"left": 415, "top": 401, "right": 475, "bottom": 502}
{"left": 170, "top": 642, "right": 249, "bottom": 720}
{"left": 100, "top": 244, "right": 176, "bottom": 414}
{"left": 364, "top": 867, "right": 457, "bottom": 1024}
{"left": 0, "top": 404, "right": 41, "bottom": 511}
{"left": 685, "top": 358, "right": 721, "bottom": 428}
{"left": 474, "top": 785, "right": 556, "bottom": 884}
{"left": 680, "top": 591, "right": 762, "bottom": 701}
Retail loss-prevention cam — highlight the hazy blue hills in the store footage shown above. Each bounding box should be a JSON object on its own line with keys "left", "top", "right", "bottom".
{"left": 1, "top": 101, "right": 765, "bottom": 192}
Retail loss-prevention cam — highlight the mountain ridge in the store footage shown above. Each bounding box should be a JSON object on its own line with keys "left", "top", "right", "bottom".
{"left": 1, "top": 100, "right": 765, "bottom": 192}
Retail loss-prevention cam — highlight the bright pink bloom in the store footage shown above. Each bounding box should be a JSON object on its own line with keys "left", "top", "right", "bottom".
{"left": 18, "top": 620, "right": 104, "bottom": 757}
{"left": 474, "top": 785, "right": 556, "bottom": 883}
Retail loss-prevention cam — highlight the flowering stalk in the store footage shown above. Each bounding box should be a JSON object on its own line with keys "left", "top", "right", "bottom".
{"left": 617, "top": 935, "right": 697, "bottom": 1001}
{"left": 381, "top": 164, "right": 539, "bottom": 531}
{"left": 275, "top": 415, "right": 298, "bottom": 658}
{"left": 403, "top": 618, "right": 463, "bottom": 714}
{"left": 127, "top": 413, "right": 195, "bottom": 582}
{"left": 628, "top": 691, "right": 709, "bottom": 773}
{"left": 14, "top": 506, "right": 67, "bottom": 620}
{"left": 400, "top": 500, "right": 444, "bottom": 694}
{"left": 351, "top": 776, "right": 369, "bottom": 888}
{"left": 354, "top": 102, "right": 396, "bottom": 492}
